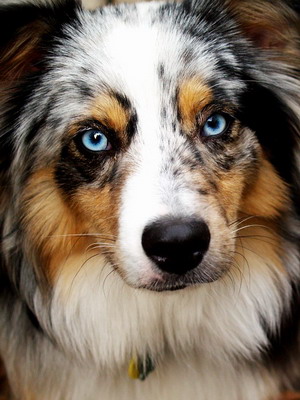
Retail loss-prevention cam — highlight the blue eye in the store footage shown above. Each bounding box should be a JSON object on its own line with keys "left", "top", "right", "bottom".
{"left": 202, "top": 113, "right": 230, "bottom": 138}
{"left": 81, "top": 129, "right": 111, "bottom": 152}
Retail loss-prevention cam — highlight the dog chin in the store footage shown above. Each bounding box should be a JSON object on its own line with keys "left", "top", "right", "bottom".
{"left": 135, "top": 269, "right": 225, "bottom": 292}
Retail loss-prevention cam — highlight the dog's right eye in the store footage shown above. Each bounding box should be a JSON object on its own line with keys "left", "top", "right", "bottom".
{"left": 79, "top": 129, "right": 112, "bottom": 153}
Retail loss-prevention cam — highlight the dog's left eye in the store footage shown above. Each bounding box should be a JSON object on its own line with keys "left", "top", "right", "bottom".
{"left": 202, "top": 113, "right": 231, "bottom": 138}
{"left": 80, "top": 129, "right": 111, "bottom": 152}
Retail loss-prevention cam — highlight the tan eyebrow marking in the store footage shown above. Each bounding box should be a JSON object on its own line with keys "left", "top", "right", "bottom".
{"left": 178, "top": 77, "right": 213, "bottom": 132}
{"left": 90, "top": 93, "right": 130, "bottom": 134}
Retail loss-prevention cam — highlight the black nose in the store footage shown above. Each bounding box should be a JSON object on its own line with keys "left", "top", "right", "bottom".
{"left": 141, "top": 217, "right": 210, "bottom": 275}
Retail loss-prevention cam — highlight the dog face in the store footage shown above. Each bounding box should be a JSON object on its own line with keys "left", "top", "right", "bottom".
{"left": 1, "top": 2, "right": 300, "bottom": 396}
{"left": 0, "top": 0, "right": 299, "bottom": 295}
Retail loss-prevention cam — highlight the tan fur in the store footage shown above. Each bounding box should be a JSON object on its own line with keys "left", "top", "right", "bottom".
{"left": 217, "top": 170, "right": 245, "bottom": 222}
{"left": 241, "top": 156, "right": 289, "bottom": 217}
{"left": 277, "top": 393, "right": 300, "bottom": 400}
{"left": 21, "top": 169, "right": 89, "bottom": 282}
{"left": 71, "top": 185, "right": 120, "bottom": 242}
{"left": 178, "top": 77, "right": 213, "bottom": 132}
{"left": 234, "top": 218, "right": 285, "bottom": 275}
{"left": 90, "top": 93, "right": 130, "bottom": 135}
{"left": 21, "top": 167, "right": 125, "bottom": 283}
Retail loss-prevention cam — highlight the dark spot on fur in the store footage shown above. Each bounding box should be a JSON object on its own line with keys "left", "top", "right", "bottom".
{"left": 181, "top": 48, "right": 195, "bottom": 65}
{"left": 161, "top": 106, "right": 167, "bottom": 121}
{"left": 216, "top": 58, "right": 241, "bottom": 80}
{"left": 25, "top": 114, "right": 48, "bottom": 145}
{"left": 208, "top": 178, "right": 218, "bottom": 192}
{"left": 55, "top": 144, "right": 111, "bottom": 193}
{"left": 126, "top": 111, "right": 138, "bottom": 139}
{"left": 172, "top": 168, "right": 180, "bottom": 177}
{"left": 215, "top": 154, "right": 236, "bottom": 171}
{"left": 114, "top": 92, "right": 132, "bottom": 111}
{"left": 197, "top": 188, "right": 209, "bottom": 195}
{"left": 26, "top": 305, "right": 43, "bottom": 332}
{"left": 157, "top": 63, "right": 165, "bottom": 79}
{"left": 74, "top": 81, "right": 94, "bottom": 98}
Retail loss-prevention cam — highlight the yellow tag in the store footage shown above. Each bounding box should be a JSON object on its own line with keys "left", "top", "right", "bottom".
{"left": 128, "top": 357, "right": 140, "bottom": 380}
{"left": 128, "top": 355, "right": 155, "bottom": 380}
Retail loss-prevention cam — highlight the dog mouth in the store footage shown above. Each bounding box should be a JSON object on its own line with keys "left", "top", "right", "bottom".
{"left": 137, "top": 265, "right": 227, "bottom": 292}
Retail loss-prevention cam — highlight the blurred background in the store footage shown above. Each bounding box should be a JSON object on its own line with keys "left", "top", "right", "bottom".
{"left": 3, "top": 0, "right": 138, "bottom": 8}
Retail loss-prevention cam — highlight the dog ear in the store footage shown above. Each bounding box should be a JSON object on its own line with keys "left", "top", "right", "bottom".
{"left": 0, "top": 0, "right": 81, "bottom": 194}
{"left": 226, "top": 0, "right": 299, "bottom": 56}
{"left": 0, "top": 0, "right": 80, "bottom": 82}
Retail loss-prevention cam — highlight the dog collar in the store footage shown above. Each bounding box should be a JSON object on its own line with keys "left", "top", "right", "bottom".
{"left": 128, "top": 355, "right": 155, "bottom": 381}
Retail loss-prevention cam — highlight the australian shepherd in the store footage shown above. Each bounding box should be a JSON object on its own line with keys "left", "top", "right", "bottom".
{"left": 0, "top": 0, "right": 300, "bottom": 399}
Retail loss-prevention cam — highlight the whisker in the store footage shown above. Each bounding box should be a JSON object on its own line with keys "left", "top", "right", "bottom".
{"left": 234, "top": 234, "right": 278, "bottom": 245}
{"left": 86, "top": 243, "right": 116, "bottom": 252}
{"left": 231, "top": 223, "right": 275, "bottom": 234}
{"left": 102, "top": 267, "right": 117, "bottom": 294}
{"left": 69, "top": 253, "right": 101, "bottom": 292}
{"left": 228, "top": 215, "right": 257, "bottom": 227}
{"left": 47, "top": 233, "right": 116, "bottom": 239}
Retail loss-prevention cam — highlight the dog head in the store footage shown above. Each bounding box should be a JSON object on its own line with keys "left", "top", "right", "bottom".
{"left": 0, "top": 0, "right": 299, "bottom": 296}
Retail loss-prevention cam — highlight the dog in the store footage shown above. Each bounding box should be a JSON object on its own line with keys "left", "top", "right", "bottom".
{"left": 0, "top": 0, "right": 300, "bottom": 399}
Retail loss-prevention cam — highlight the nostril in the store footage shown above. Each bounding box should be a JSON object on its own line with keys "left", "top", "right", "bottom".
{"left": 141, "top": 217, "right": 210, "bottom": 275}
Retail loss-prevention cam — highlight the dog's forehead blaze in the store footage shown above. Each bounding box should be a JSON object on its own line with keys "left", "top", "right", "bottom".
{"left": 178, "top": 77, "right": 213, "bottom": 132}
{"left": 21, "top": 168, "right": 121, "bottom": 283}
{"left": 89, "top": 93, "right": 130, "bottom": 134}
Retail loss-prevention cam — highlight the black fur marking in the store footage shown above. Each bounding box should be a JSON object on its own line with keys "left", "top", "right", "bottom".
{"left": 239, "top": 82, "right": 296, "bottom": 185}
{"left": 207, "top": 78, "right": 229, "bottom": 104}
{"left": 114, "top": 92, "right": 132, "bottom": 111}
{"left": 26, "top": 305, "right": 43, "bottom": 333}
{"left": 214, "top": 154, "right": 236, "bottom": 171}
{"left": 55, "top": 146, "right": 112, "bottom": 193}
{"left": 113, "top": 92, "right": 138, "bottom": 139}
{"left": 197, "top": 188, "right": 209, "bottom": 196}
{"left": 215, "top": 58, "right": 242, "bottom": 80}
{"left": 73, "top": 81, "right": 94, "bottom": 99}
{"left": 239, "top": 80, "right": 300, "bottom": 217}
{"left": 191, "top": 146, "right": 204, "bottom": 165}
{"left": 181, "top": 48, "right": 196, "bottom": 65}
{"left": 126, "top": 112, "right": 138, "bottom": 139}
{"left": 158, "top": 63, "right": 172, "bottom": 92}
{"left": 25, "top": 112, "right": 48, "bottom": 146}
{"left": 161, "top": 106, "right": 167, "bottom": 121}
{"left": 157, "top": 63, "right": 165, "bottom": 79}
{"left": 0, "top": 74, "right": 44, "bottom": 172}
{"left": 0, "top": 128, "right": 14, "bottom": 175}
